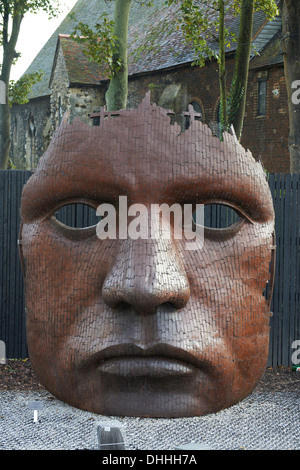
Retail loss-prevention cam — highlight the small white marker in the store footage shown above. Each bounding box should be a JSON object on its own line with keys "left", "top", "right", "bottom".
{"left": 28, "top": 401, "right": 43, "bottom": 423}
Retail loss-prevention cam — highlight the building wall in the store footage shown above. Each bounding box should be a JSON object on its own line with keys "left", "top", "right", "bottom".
{"left": 50, "top": 44, "right": 106, "bottom": 132}
{"left": 10, "top": 53, "right": 290, "bottom": 173}
{"left": 10, "top": 95, "right": 51, "bottom": 170}
{"left": 243, "top": 65, "right": 290, "bottom": 174}
{"left": 128, "top": 58, "right": 290, "bottom": 173}
{"left": 127, "top": 59, "right": 227, "bottom": 130}
{"left": 49, "top": 44, "right": 70, "bottom": 132}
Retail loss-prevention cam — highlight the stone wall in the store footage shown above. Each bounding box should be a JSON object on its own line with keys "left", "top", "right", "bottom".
{"left": 10, "top": 95, "right": 50, "bottom": 170}
{"left": 50, "top": 44, "right": 106, "bottom": 133}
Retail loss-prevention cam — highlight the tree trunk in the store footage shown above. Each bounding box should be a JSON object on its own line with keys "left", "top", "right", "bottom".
{"left": 218, "top": 0, "right": 228, "bottom": 135}
{"left": 0, "top": 57, "right": 13, "bottom": 169}
{"left": 229, "top": 0, "right": 254, "bottom": 141}
{"left": 105, "top": 0, "right": 132, "bottom": 111}
{"left": 0, "top": 98, "right": 11, "bottom": 170}
{"left": 0, "top": 9, "right": 23, "bottom": 168}
{"left": 282, "top": 0, "right": 300, "bottom": 173}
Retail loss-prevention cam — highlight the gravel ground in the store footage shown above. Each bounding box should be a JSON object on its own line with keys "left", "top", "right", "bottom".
{"left": 0, "top": 361, "right": 299, "bottom": 451}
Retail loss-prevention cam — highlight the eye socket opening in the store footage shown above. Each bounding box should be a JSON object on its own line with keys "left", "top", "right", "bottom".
{"left": 50, "top": 201, "right": 246, "bottom": 242}
{"left": 192, "top": 202, "right": 247, "bottom": 241}
{"left": 50, "top": 202, "right": 101, "bottom": 239}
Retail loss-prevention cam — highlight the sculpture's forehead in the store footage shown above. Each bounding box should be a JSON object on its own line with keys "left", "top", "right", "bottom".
{"left": 20, "top": 108, "right": 274, "bottom": 224}
{"left": 38, "top": 118, "right": 259, "bottom": 188}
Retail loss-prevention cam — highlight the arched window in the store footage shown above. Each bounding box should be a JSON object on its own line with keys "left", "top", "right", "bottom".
{"left": 257, "top": 78, "right": 267, "bottom": 116}
{"left": 58, "top": 96, "right": 63, "bottom": 124}
{"left": 184, "top": 99, "right": 204, "bottom": 129}
{"left": 28, "top": 116, "right": 36, "bottom": 138}
{"left": 26, "top": 115, "right": 36, "bottom": 170}
{"left": 13, "top": 116, "right": 18, "bottom": 145}
{"left": 190, "top": 100, "right": 203, "bottom": 116}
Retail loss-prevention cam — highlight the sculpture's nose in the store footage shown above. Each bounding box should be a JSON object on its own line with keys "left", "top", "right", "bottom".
{"left": 102, "top": 237, "right": 190, "bottom": 315}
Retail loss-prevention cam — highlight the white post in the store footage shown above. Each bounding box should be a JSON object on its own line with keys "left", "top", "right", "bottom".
{"left": 0, "top": 341, "right": 6, "bottom": 365}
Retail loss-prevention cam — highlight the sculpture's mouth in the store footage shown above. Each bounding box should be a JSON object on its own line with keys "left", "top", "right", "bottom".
{"left": 87, "top": 343, "right": 205, "bottom": 379}
{"left": 97, "top": 356, "right": 195, "bottom": 378}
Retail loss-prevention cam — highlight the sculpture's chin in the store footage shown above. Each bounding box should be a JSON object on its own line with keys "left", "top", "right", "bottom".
{"left": 28, "top": 356, "right": 264, "bottom": 418}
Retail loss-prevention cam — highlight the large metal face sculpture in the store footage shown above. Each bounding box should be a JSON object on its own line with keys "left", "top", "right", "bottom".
{"left": 19, "top": 95, "right": 275, "bottom": 418}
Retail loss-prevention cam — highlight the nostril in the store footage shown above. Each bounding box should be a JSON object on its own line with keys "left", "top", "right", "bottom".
{"left": 102, "top": 281, "right": 190, "bottom": 313}
{"left": 162, "top": 301, "right": 179, "bottom": 310}
{"left": 115, "top": 301, "right": 131, "bottom": 311}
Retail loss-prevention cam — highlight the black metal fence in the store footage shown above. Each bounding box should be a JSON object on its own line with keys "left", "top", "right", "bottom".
{"left": 268, "top": 173, "right": 300, "bottom": 367}
{"left": 0, "top": 170, "right": 299, "bottom": 366}
{"left": 0, "top": 171, "right": 30, "bottom": 359}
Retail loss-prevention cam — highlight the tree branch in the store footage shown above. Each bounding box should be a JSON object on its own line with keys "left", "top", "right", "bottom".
{"left": 9, "top": 2, "right": 24, "bottom": 51}
{"left": 2, "top": 2, "right": 9, "bottom": 45}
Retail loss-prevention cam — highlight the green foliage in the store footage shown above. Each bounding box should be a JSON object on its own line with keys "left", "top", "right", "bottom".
{"left": 0, "top": 0, "right": 60, "bottom": 17}
{"left": 166, "top": 0, "right": 278, "bottom": 137}
{"left": 132, "top": 0, "right": 154, "bottom": 5}
{"left": 0, "top": 0, "right": 61, "bottom": 169}
{"left": 0, "top": 0, "right": 60, "bottom": 46}
{"left": 227, "top": 75, "right": 244, "bottom": 124}
{"left": 235, "top": 0, "right": 278, "bottom": 19}
{"left": 101, "top": 0, "right": 154, "bottom": 5}
{"left": 166, "top": 0, "right": 236, "bottom": 66}
{"left": 70, "top": 1, "right": 155, "bottom": 78}
{"left": 130, "top": 13, "right": 177, "bottom": 64}
{"left": 0, "top": 1, "right": 61, "bottom": 77}
{"left": 70, "top": 12, "right": 120, "bottom": 78}
{"left": 166, "top": 0, "right": 278, "bottom": 66}
{"left": 8, "top": 70, "right": 44, "bottom": 105}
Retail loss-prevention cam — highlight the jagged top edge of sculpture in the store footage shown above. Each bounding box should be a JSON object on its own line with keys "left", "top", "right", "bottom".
{"left": 52, "top": 91, "right": 263, "bottom": 172}
{"left": 21, "top": 91, "right": 274, "bottom": 227}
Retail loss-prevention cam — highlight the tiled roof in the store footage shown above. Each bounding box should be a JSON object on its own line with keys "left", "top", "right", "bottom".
{"left": 250, "top": 31, "right": 283, "bottom": 69}
{"left": 51, "top": 34, "right": 106, "bottom": 85}
{"left": 24, "top": 0, "right": 281, "bottom": 99}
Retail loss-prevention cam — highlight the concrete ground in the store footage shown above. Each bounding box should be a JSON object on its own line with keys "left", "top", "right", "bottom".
{"left": 0, "top": 386, "right": 299, "bottom": 450}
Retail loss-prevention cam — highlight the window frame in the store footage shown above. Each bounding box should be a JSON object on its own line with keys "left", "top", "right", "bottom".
{"left": 257, "top": 78, "right": 267, "bottom": 117}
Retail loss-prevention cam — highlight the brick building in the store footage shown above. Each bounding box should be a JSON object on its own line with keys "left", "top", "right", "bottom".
{"left": 10, "top": 0, "right": 290, "bottom": 173}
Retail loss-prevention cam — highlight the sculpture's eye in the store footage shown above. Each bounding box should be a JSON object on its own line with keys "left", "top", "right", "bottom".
{"left": 193, "top": 203, "right": 246, "bottom": 241}
{"left": 51, "top": 202, "right": 100, "bottom": 239}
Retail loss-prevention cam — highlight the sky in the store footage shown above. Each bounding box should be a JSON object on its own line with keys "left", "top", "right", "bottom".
{"left": 9, "top": 0, "right": 78, "bottom": 81}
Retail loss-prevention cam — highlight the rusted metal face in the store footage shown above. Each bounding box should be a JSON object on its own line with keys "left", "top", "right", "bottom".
{"left": 19, "top": 95, "right": 275, "bottom": 418}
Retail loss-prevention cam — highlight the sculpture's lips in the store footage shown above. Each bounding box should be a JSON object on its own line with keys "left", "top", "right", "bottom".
{"left": 97, "top": 357, "right": 195, "bottom": 377}
{"left": 88, "top": 344, "right": 204, "bottom": 378}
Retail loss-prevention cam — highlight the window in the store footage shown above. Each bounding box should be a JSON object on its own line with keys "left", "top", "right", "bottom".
{"left": 190, "top": 100, "right": 202, "bottom": 116}
{"left": 58, "top": 96, "right": 63, "bottom": 124}
{"left": 184, "top": 100, "right": 203, "bottom": 129}
{"left": 258, "top": 79, "right": 267, "bottom": 116}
